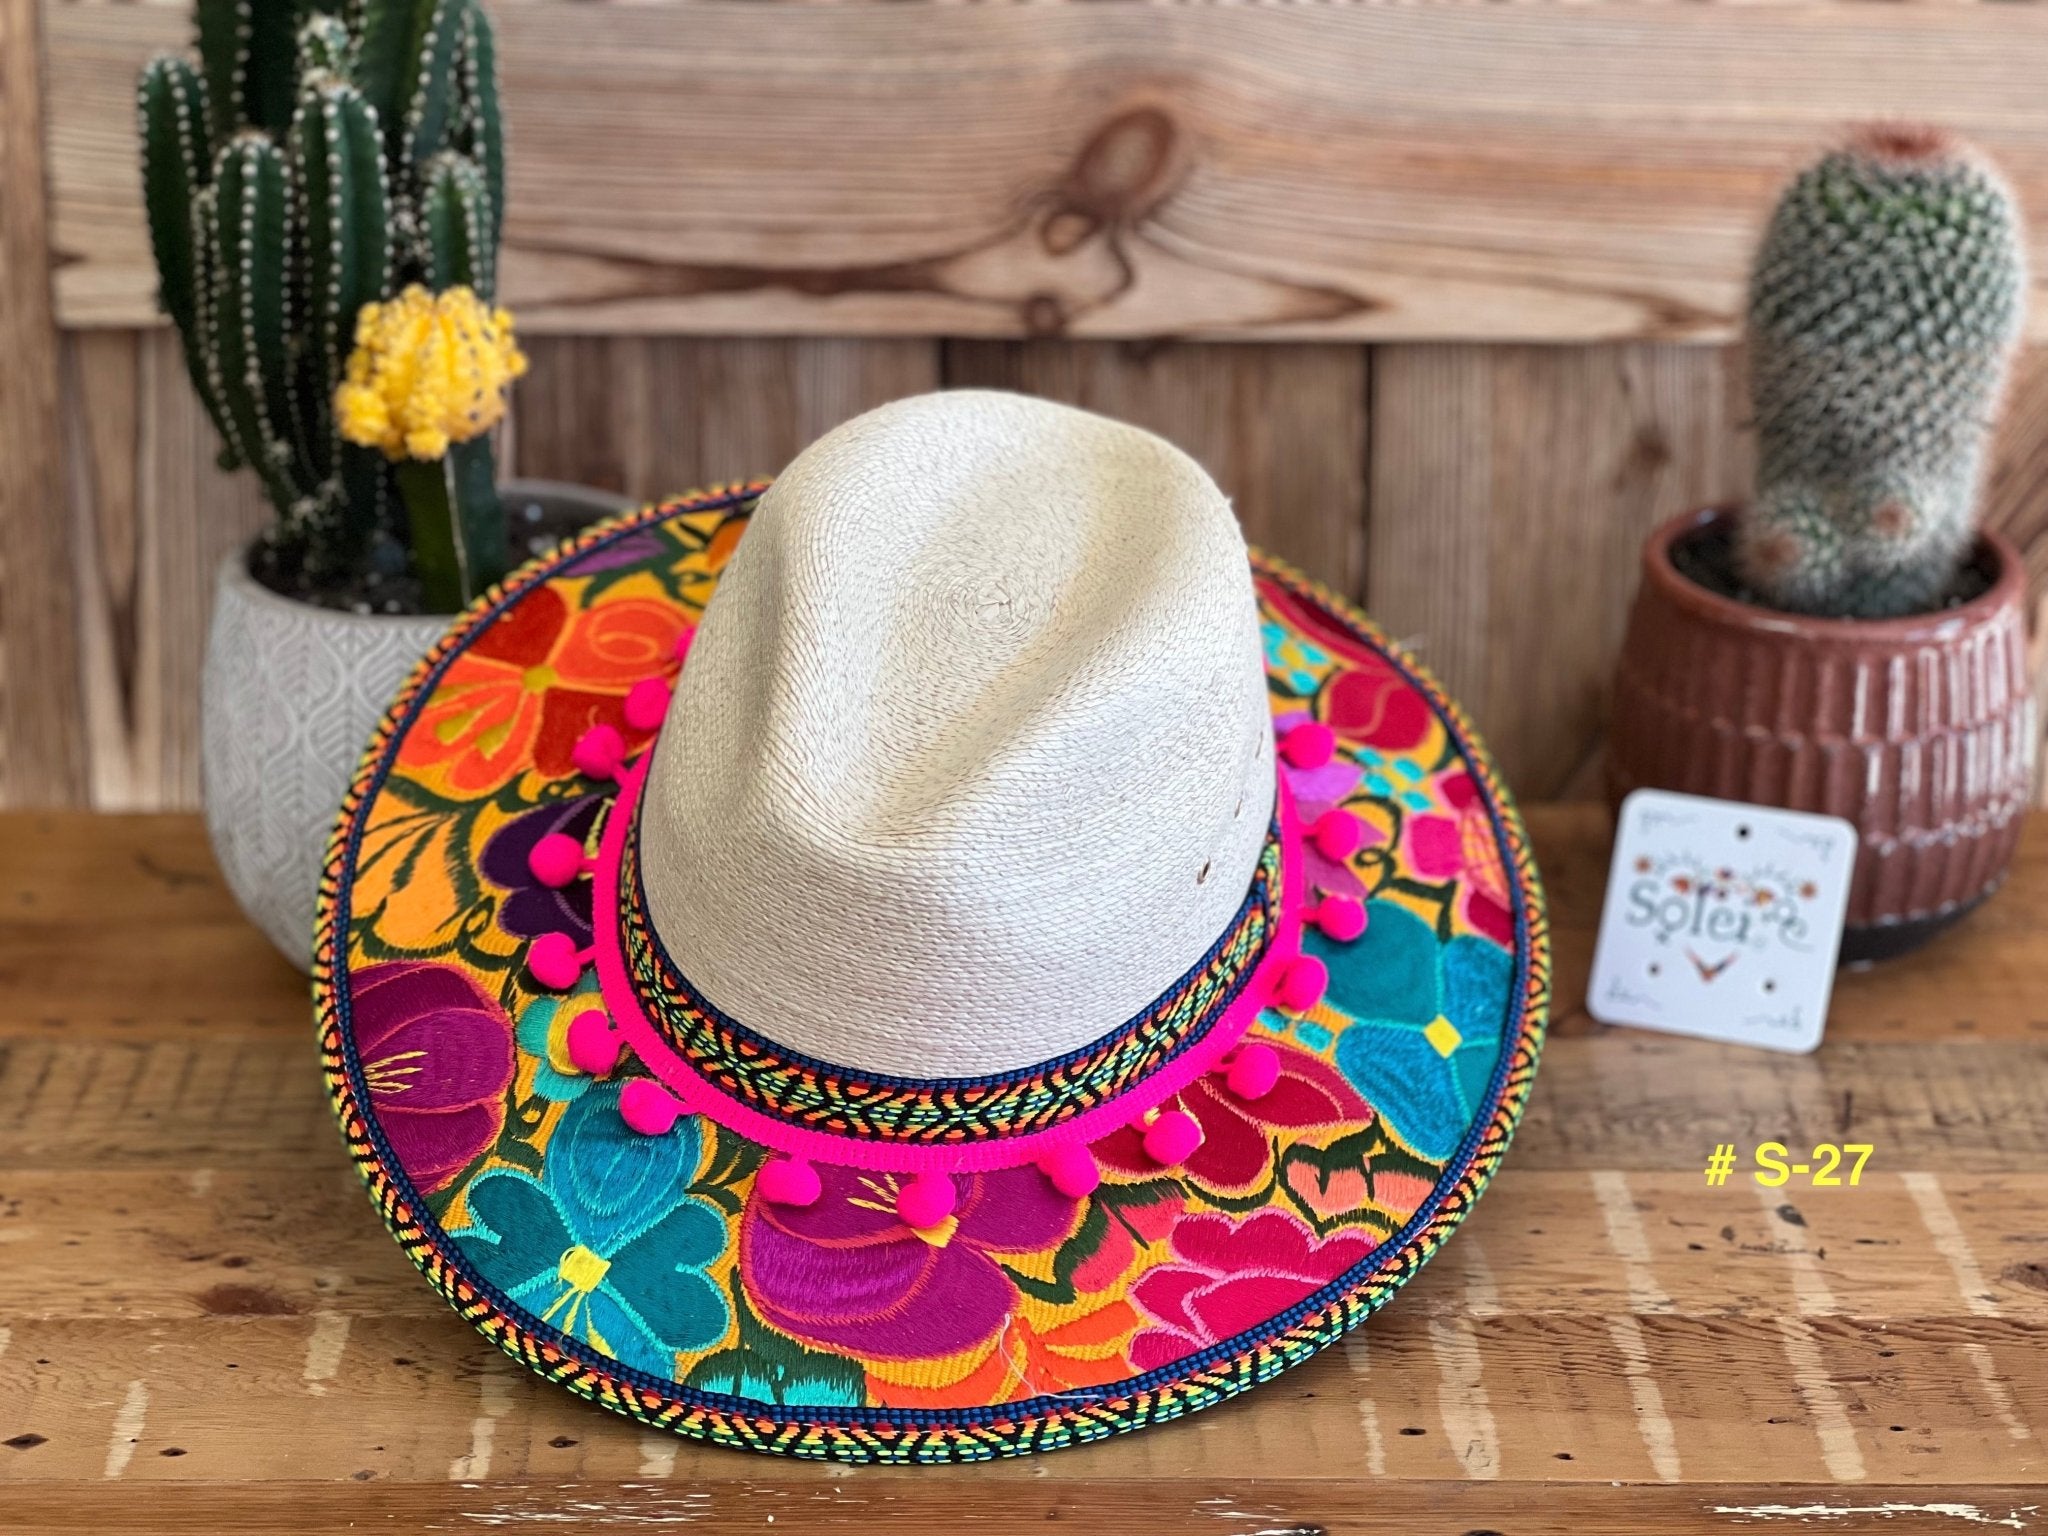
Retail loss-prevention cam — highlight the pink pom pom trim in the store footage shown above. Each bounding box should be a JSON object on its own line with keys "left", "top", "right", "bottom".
{"left": 1310, "top": 895, "right": 1367, "bottom": 942}
{"left": 756, "top": 1157, "right": 822, "bottom": 1208}
{"left": 1273, "top": 954, "right": 1328, "bottom": 1015}
{"left": 565, "top": 1009, "right": 623, "bottom": 1077}
{"left": 528, "top": 832, "right": 590, "bottom": 889}
{"left": 1223, "top": 1041, "right": 1281, "bottom": 1101}
{"left": 528, "top": 932, "right": 593, "bottom": 990}
{"left": 1037, "top": 1142, "right": 1101, "bottom": 1198}
{"left": 1310, "top": 808, "right": 1362, "bottom": 861}
{"left": 571, "top": 724, "right": 626, "bottom": 781}
{"left": 623, "top": 677, "right": 672, "bottom": 734}
{"left": 1141, "top": 1108, "right": 1203, "bottom": 1167}
{"left": 896, "top": 1172, "right": 957, "bottom": 1230}
{"left": 1280, "top": 721, "right": 1336, "bottom": 770}
{"left": 584, "top": 759, "right": 1312, "bottom": 1175}
{"left": 619, "top": 1078, "right": 684, "bottom": 1136}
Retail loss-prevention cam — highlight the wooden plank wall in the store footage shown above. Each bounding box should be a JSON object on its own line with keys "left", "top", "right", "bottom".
{"left": 13, "top": 1, "right": 2048, "bottom": 811}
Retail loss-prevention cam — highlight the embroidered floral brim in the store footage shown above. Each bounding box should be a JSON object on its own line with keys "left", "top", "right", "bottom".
{"left": 314, "top": 486, "right": 1549, "bottom": 1462}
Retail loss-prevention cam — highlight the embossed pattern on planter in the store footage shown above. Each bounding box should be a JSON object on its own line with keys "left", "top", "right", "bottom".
{"left": 1609, "top": 509, "right": 2036, "bottom": 945}
{"left": 201, "top": 553, "right": 446, "bottom": 967}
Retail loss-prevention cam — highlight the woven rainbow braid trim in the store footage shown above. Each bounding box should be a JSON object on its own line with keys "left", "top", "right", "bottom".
{"left": 617, "top": 799, "right": 1285, "bottom": 1144}
{"left": 311, "top": 495, "right": 1549, "bottom": 1464}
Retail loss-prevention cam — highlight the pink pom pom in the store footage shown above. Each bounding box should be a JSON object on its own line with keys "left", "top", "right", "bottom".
{"left": 1311, "top": 895, "right": 1368, "bottom": 942}
{"left": 1280, "top": 721, "right": 1336, "bottom": 770}
{"left": 623, "top": 677, "right": 671, "bottom": 734}
{"left": 570, "top": 723, "right": 625, "bottom": 780}
{"left": 1311, "top": 809, "right": 1363, "bottom": 861}
{"left": 1274, "top": 954, "right": 1328, "bottom": 1014}
{"left": 1224, "top": 1042, "right": 1282, "bottom": 1101}
{"left": 528, "top": 832, "right": 588, "bottom": 889}
{"left": 673, "top": 625, "right": 698, "bottom": 664}
{"left": 756, "top": 1157, "right": 822, "bottom": 1208}
{"left": 619, "top": 1078, "right": 683, "bottom": 1136}
{"left": 1142, "top": 1108, "right": 1203, "bottom": 1168}
{"left": 528, "top": 932, "right": 588, "bottom": 990}
{"left": 896, "top": 1172, "right": 957, "bottom": 1230}
{"left": 1037, "top": 1142, "right": 1101, "bottom": 1199}
{"left": 565, "top": 1009, "right": 622, "bottom": 1076}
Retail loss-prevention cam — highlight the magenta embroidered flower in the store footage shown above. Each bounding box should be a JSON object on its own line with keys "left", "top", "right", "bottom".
{"left": 1401, "top": 768, "right": 1514, "bottom": 945}
{"left": 1128, "top": 1208, "right": 1374, "bottom": 1373}
{"left": 740, "top": 1163, "right": 1080, "bottom": 1361}
{"left": 1095, "top": 1041, "right": 1370, "bottom": 1198}
{"left": 352, "top": 961, "right": 516, "bottom": 1194}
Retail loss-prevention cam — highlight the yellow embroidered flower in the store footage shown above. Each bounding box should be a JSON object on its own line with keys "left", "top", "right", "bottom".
{"left": 334, "top": 284, "right": 527, "bottom": 462}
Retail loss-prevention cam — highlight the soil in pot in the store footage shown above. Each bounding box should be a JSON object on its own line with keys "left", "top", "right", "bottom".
{"left": 1607, "top": 507, "right": 2036, "bottom": 965}
{"left": 1668, "top": 514, "right": 1998, "bottom": 615}
{"left": 249, "top": 479, "right": 629, "bottom": 614}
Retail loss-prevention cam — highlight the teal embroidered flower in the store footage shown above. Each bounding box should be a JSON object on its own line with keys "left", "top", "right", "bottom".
{"left": 1317, "top": 900, "right": 1509, "bottom": 1162}
{"left": 515, "top": 994, "right": 593, "bottom": 1102}
{"left": 1263, "top": 620, "right": 1327, "bottom": 696}
{"left": 451, "top": 1081, "right": 730, "bottom": 1377}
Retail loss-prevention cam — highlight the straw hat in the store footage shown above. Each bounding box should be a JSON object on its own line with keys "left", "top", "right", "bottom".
{"left": 316, "top": 391, "right": 1547, "bottom": 1461}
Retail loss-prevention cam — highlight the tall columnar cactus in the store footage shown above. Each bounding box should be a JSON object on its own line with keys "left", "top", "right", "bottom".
{"left": 139, "top": 0, "right": 511, "bottom": 610}
{"left": 1737, "top": 126, "right": 2028, "bottom": 619}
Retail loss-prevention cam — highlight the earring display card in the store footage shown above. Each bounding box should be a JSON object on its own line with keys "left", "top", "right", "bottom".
{"left": 1587, "top": 790, "right": 1856, "bottom": 1055}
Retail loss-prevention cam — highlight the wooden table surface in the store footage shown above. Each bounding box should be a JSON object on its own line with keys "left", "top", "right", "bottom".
{"left": 1, "top": 807, "right": 2042, "bottom": 1533}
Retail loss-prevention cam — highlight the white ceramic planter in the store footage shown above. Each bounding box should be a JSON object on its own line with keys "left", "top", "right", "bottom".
{"left": 201, "top": 481, "right": 628, "bottom": 968}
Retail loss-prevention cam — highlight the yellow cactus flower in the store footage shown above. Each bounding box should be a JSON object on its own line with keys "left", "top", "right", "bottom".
{"left": 334, "top": 284, "right": 527, "bottom": 462}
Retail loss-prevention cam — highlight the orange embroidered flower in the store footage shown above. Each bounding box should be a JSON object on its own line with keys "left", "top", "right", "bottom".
{"left": 403, "top": 585, "right": 686, "bottom": 796}
{"left": 867, "top": 1300, "right": 1142, "bottom": 1410}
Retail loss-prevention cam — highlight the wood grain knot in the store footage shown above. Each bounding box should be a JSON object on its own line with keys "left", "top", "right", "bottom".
{"left": 2003, "top": 1259, "right": 2048, "bottom": 1293}
{"left": 1022, "top": 293, "right": 1068, "bottom": 337}
{"left": 1055, "top": 106, "right": 1182, "bottom": 237}
{"left": 1620, "top": 424, "right": 1674, "bottom": 482}
{"left": 198, "top": 1283, "right": 301, "bottom": 1316}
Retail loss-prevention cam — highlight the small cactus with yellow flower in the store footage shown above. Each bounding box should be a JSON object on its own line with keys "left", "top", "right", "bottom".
{"left": 337, "top": 286, "right": 526, "bottom": 605}
{"left": 138, "top": 0, "right": 520, "bottom": 611}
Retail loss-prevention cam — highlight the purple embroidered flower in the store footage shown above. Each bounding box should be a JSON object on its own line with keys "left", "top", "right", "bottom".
{"left": 352, "top": 961, "right": 516, "bottom": 1194}
{"left": 740, "top": 1164, "right": 1080, "bottom": 1361}
{"left": 1277, "top": 710, "right": 1378, "bottom": 901}
{"left": 573, "top": 529, "right": 668, "bottom": 574}
{"left": 481, "top": 795, "right": 604, "bottom": 945}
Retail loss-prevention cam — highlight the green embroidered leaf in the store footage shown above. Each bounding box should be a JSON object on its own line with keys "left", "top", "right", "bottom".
{"left": 1003, "top": 1178, "right": 1181, "bottom": 1306}
{"left": 1177, "top": 1161, "right": 1285, "bottom": 1219}
{"left": 494, "top": 1093, "right": 550, "bottom": 1174}
{"left": 1277, "top": 1124, "right": 1444, "bottom": 1238}
{"left": 682, "top": 1292, "right": 865, "bottom": 1408}
{"left": 688, "top": 1126, "right": 766, "bottom": 1217}
{"left": 346, "top": 782, "right": 494, "bottom": 963}
{"left": 1004, "top": 1202, "right": 1106, "bottom": 1307}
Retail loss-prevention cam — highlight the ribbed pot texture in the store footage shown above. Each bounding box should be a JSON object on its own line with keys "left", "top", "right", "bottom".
{"left": 201, "top": 480, "right": 629, "bottom": 969}
{"left": 1608, "top": 508, "right": 2036, "bottom": 963}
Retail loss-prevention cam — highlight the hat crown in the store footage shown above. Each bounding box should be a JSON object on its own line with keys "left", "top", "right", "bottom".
{"left": 638, "top": 391, "right": 1274, "bottom": 1077}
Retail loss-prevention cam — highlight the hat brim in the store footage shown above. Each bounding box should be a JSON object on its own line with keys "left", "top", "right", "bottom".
{"left": 315, "top": 485, "right": 1548, "bottom": 1462}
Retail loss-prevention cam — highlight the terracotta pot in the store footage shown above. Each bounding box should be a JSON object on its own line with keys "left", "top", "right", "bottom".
{"left": 201, "top": 479, "right": 630, "bottom": 969}
{"left": 1608, "top": 507, "right": 2036, "bottom": 964}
